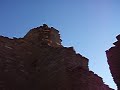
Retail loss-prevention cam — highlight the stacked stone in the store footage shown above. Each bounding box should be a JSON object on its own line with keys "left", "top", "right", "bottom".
{"left": 0, "top": 25, "right": 113, "bottom": 90}
{"left": 106, "top": 34, "right": 120, "bottom": 90}
{"left": 24, "top": 24, "right": 62, "bottom": 47}
{"left": 87, "top": 71, "right": 114, "bottom": 90}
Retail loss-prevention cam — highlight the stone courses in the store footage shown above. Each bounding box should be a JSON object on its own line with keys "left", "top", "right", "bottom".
{"left": 106, "top": 34, "right": 120, "bottom": 90}
{"left": 0, "top": 25, "right": 113, "bottom": 90}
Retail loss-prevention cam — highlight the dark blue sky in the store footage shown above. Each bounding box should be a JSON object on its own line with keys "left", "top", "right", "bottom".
{"left": 0, "top": 0, "right": 120, "bottom": 89}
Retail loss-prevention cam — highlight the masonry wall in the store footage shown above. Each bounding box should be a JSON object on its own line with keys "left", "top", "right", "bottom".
{"left": 106, "top": 35, "right": 120, "bottom": 90}
{"left": 0, "top": 25, "right": 113, "bottom": 90}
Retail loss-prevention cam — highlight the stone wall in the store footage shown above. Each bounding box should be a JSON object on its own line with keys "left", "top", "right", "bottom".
{"left": 0, "top": 25, "right": 113, "bottom": 90}
{"left": 106, "top": 34, "right": 120, "bottom": 90}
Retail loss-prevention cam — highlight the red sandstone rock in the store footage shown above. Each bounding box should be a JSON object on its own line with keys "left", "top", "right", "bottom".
{"left": 0, "top": 24, "right": 113, "bottom": 90}
{"left": 106, "top": 35, "right": 120, "bottom": 90}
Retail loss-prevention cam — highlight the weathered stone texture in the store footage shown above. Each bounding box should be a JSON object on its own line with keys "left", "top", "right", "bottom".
{"left": 106, "top": 34, "right": 120, "bottom": 90}
{"left": 0, "top": 25, "right": 113, "bottom": 90}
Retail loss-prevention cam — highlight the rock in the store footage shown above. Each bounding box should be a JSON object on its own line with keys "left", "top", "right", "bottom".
{"left": 106, "top": 34, "right": 120, "bottom": 90}
{"left": 0, "top": 24, "right": 113, "bottom": 90}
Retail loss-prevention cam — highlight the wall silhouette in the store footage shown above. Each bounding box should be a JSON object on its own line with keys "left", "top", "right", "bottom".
{"left": 0, "top": 24, "right": 113, "bottom": 90}
{"left": 106, "top": 35, "right": 120, "bottom": 90}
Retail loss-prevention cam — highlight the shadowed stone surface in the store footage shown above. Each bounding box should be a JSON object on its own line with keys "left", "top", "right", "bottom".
{"left": 106, "top": 34, "right": 120, "bottom": 90}
{"left": 0, "top": 24, "right": 113, "bottom": 90}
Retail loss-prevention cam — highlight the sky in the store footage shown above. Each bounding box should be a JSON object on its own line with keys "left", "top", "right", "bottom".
{"left": 0, "top": 0, "right": 120, "bottom": 89}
